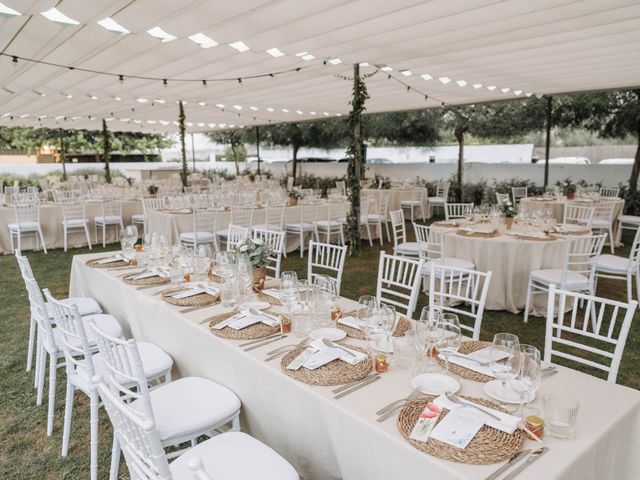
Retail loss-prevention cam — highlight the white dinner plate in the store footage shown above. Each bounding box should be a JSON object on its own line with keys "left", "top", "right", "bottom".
{"left": 240, "top": 301, "right": 270, "bottom": 310}
{"left": 483, "top": 379, "right": 535, "bottom": 404}
{"left": 310, "top": 328, "right": 347, "bottom": 342}
{"left": 411, "top": 373, "right": 460, "bottom": 395}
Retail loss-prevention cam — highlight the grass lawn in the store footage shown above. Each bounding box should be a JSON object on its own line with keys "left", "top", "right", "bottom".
{"left": 1, "top": 222, "right": 639, "bottom": 479}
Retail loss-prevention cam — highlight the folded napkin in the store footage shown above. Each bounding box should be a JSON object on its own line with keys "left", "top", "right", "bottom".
{"left": 433, "top": 394, "right": 520, "bottom": 434}
{"left": 287, "top": 339, "right": 367, "bottom": 370}
{"left": 521, "top": 230, "right": 546, "bottom": 238}
{"left": 97, "top": 254, "right": 125, "bottom": 264}
{"left": 337, "top": 315, "right": 367, "bottom": 331}
{"left": 172, "top": 285, "right": 219, "bottom": 299}
{"left": 131, "top": 268, "right": 169, "bottom": 280}
{"left": 439, "top": 347, "right": 509, "bottom": 378}
{"left": 260, "top": 289, "right": 281, "bottom": 300}
{"left": 228, "top": 309, "right": 280, "bottom": 330}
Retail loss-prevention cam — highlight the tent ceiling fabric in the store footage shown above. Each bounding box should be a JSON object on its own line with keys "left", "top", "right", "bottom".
{"left": 1, "top": 0, "right": 639, "bottom": 133}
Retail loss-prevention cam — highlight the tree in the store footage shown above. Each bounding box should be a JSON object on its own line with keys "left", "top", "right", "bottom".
{"left": 366, "top": 109, "right": 442, "bottom": 146}
{"left": 178, "top": 101, "right": 188, "bottom": 189}
{"left": 101, "top": 119, "right": 111, "bottom": 183}
{"left": 206, "top": 130, "right": 246, "bottom": 175}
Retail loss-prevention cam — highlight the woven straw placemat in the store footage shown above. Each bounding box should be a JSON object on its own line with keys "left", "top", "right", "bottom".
{"left": 256, "top": 292, "right": 282, "bottom": 306}
{"left": 161, "top": 287, "right": 219, "bottom": 307}
{"left": 436, "top": 341, "right": 494, "bottom": 382}
{"left": 397, "top": 396, "right": 524, "bottom": 464}
{"left": 337, "top": 316, "right": 411, "bottom": 340}
{"left": 281, "top": 344, "right": 372, "bottom": 386}
{"left": 86, "top": 258, "right": 129, "bottom": 269}
{"left": 515, "top": 233, "right": 557, "bottom": 241}
{"left": 456, "top": 229, "right": 498, "bottom": 238}
{"left": 432, "top": 221, "right": 460, "bottom": 228}
{"left": 208, "top": 311, "right": 281, "bottom": 340}
{"left": 122, "top": 273, "right": 170, "bottom": 286}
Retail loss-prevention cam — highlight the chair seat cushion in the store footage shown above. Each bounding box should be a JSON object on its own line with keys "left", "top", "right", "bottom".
{"left": 423, "top": 257, "right": 475, "bottom": 274}
{"left": 591, "top": 219, "right": 611, "bottom": 228}
{"left": 63, "top": 218, "right": 88, "bottom": 227}
{"left": 367, "top": 214, "right": 386, "bottom": 221}
{"left": 315, "top": 220, "right": 344, "bottom": 228}
{"left": 285, "top": 222, "right": 315, "bottom": 231}
{"left": 530, "top": 269, "right": 590, "bottom": 290}
{"left": 8, "top": 221, "right": 39, "bottom": 231}
{"left": 131, "top": 214, "right": 145, "bottom": 223}
{"left": 47, "top": 297, "right": 102, "bottom": 318}
{"left": 169, "top": 432, "right": 298, "bottom": 480}
{"left": 134, "top": 377, "right": 240, "bottom": 443}
{"left": 395, "top": 242, "right": 420, "bottom": 255}
{"left": 428, "top": 196, "right": 445, "bottom": 204}
{"left": 619, "top": 215, "right": 640, "bottom": 225}
{"left": 54, "top": 313, "right": 122, "bottom": 346}
{"left": 180, "top": 232, "right": 215, "bottom": 243}
{"left": 400, "top": 200, "right": 422, "bottom": 206}
{"left": 253, "top": 224, "right": 283, "bottom": 231}
{"left": 94, "top": 215, "right": 122, "bottom": 225}
{"left": 596, "top": 254, "right": 632, "bottom": 274}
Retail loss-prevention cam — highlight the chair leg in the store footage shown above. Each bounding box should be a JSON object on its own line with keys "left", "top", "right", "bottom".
{"left": 102, "top": 224, "right": 106, "bottom": 248}
{"left": 523, "top": 278, "right": 533, "bottom": 323}
{"left": 627, "top": 274, "right": 633, "bottom": 304}
{"left": 366, "top": 223, "right": 373, "bottom": 247}
{"left": 609, "top": 228, "right": 615, "bottom": 254}
{"left": 231, "top": 413, "right": 241, "bottom": 431}
{"left": 36, "top": 345, "right": 46, "bottom": 405}
{"left": 109, "top": 436, "right": 121, "bottom": 480}
{"left": 46, "top": 354, "right": 57, "bottom": 436}
{"left": 635, "top": 270, "right": 640, "bottom": 303}
{"left": 385, "top": 221, "right": 391, "bottom": 243}
{"left": 63, "top": 226, "right": 68, "bottom": 252}
{"left": 61, "top": 379, "right": 75, "bottom": 456}
{"left": 26, "top": 316, "right": 36, "bottom": 372}
{"left": 34, "top": 329, "right": 42, "bottom": 389}
{"left": 9, "top": 229, "right": 14, "bottom": 253}
{"left": 85, "top": 224, "right": 92, "bottom": 250}
{"left": 89, "top": 391, "right": 100, "bottom": 480}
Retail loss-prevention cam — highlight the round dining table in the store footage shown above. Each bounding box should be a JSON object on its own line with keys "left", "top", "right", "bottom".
{"left": 520, "top": 196, "right": 624, "bottom": 223}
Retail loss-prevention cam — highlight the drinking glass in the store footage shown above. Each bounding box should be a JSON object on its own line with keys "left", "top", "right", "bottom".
{"left": 435, "top": 313, "right": 461, "bottom": 375}
{"left": 543, "top": 394, "right": 579, "bottom": 439}
{"left": 125, "top": 224, "right": 139, "bottom": 246}
{"left": 279, "top": 271, "right": 299, "bottom": 323}
{"left": 489, "top": 333, "right": 520, "bottom": 397}
{"left": 220, "top": 273, "right": 239, "bottom": 308}
{"left": 512, "top": 344, "right": 542, "bottom": 416}
{"left": 416, "top": 307, "right": 443, "bottom": 373}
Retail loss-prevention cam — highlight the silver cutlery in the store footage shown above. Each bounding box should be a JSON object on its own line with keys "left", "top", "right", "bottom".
{"left": 239, "top": 333, "right": 283, "bottom": 348}
{"left": 334, "top": 375, "right": 381, "bottom": 399}
{"left": 118, "top": 269, "right": 146, "bottom": 277}
{"left": 264, "top": 349, "right": 295, "bottom": 362}
{"left": 332, "top": 373, "right": 378, "bottom": 394}
{"left": 154, "top": 286, "right": 186, "bottom": 296}
{"left": 448, "top": 352, "right": 492, "bottom": 365}
{"left": 179, "top": 303, "right": 217, "bottom": 314}
{"left": 376, "top": 389, "right": 421, "bottom": 416}
{"left": 482, "top": 449, "right": 531, "bottom": 480}
{"left": 376, "top": 390, "right": 425, "bottom": 422}
{"left": 445, "top": 392, "right": 502, "bottom": 421}
{"left": 501, "top": 447, "right": 549, "bottom": 480}
{"left": 243, "top": 335, "right": 287, "bottom": 352}
{"left": 266, "top": 338, "right": 309, "bottom": 356}
{"left": 322, "top": 338, "right": 355, "bottom": 358}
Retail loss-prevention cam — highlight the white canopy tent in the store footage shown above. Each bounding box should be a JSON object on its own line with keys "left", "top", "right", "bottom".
{"left": 1, "top": 0, "right": 639, "bottom": 134}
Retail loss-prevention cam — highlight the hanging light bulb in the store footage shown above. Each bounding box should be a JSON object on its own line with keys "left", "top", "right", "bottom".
{"left": 202, "top": 80, "right": 207, "bottom": 87}
{"left": 118, "top": 75, "right": 124, "bottom": 84}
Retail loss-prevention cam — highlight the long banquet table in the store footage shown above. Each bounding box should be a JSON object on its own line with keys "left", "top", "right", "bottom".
{"left": 362, "top": 188, "right": 430, "bottom": 218}
{"left": 70, "top": 252, "right": 640, "bottom": 480}
{"left": 0, "top": 200, "right": 141, "bottom": 254}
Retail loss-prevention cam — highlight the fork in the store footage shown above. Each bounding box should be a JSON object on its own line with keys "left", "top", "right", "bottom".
{"left": 376, "top": 389, "right": 423, "bottom": 422}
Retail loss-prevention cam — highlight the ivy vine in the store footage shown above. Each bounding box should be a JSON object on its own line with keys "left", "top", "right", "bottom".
{"left": 178, "top": 100, "right": 188, "bottom": 190}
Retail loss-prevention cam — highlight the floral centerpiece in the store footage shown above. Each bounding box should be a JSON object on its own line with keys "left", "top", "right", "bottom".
{"left": 369, "top": 174, "right": 391, "bottom": 189}
{"left": 229, "top": 238, "right": 273, "bottom": 291}
{"left": 561, "top": 179, "right": 577, "bottom": 199}
{"left": 499, "top": 199, "right": 517, "bottom": 229}
{"left": 147, "top": 184, "right": 159, "bottom": 195}
{"left": 287, "top": 189, "right": 302, "bottom": 205}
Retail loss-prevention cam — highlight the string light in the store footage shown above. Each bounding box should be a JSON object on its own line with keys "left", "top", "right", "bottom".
{"left": 202, "top": 80, "right": 207, "bottom": 87}
{"left": 119, "top": 75, "right": 124, "bottom": 84}
{"left": 163, "top": 79, "right": 168, "bottom": 87}
{"left": 12, "top": 55, "right": 18, "bottom": 65}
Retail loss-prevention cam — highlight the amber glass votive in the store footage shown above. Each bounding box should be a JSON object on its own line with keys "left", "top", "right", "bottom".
{"left": 375, "top": 354, "right": 389, "bottom": 373}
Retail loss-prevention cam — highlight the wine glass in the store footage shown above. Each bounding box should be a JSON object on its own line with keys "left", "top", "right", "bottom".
{"left": 435, "top": 313, "right": 461, "bottom": 375}
{"left": 125, "top": 224, "right": 139, "bottom": 247}
{"left": 510, "top": 344, "right": 542, "bottom": 416}
{"left": 490, "top": 333, "right": 520, "bottom": 397}
{"left": 417, "top": 307, "right": 443, "bottom": 373}
{"left": 279, "top": 271, "right": 298, "bottom": 324}
{"left": 236, "top": 253, "right": 253, "bottom": 304}
{"left": 377, "top": 304, "right": 397, "bottom": 353}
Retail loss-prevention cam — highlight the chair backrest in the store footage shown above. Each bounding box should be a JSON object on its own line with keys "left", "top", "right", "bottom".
{"left": 560, "top": 234, "right": 606, "bottom": 289}
{"left": 15, "top": 250, "right": 35, "bottom": 280}
{"left": 593, "top": 199, "right": 616, "bottom": 225}
{"left": 43, "top": 289, "right": 96, "bottom": 381}
{"left": 511, "top": 186, "right": 527, "bottom": 203}
{"left": 286, "top": 176, "right": 294, "bottom": 190}
{"left": 252, "top": 228, "right": 285, "bottom": 279}
{"left": 335, "top": 180, "right": 346, "bottom": 196}
{"left": 326, "top": 201, "right": 347, "bottom": 222}
{"left": 24, "top": 277, "right": 57, "bottom": 354}
{"left": 626, "top": 228, "right": 640, "bottom": 273}
{"left": 545, "top": 285, "right": 637, "bottom": 383}
{"left": 230, "top": 205, "right": 254, "bottom": 228}
{"left": 376, "top": 252, "right": 425, "bottom": 319}
{"left": 307, "top": 241, "right": 347, "bottom": 295}
{"left": 599, "top": 187, "right": 620, "bottom": 198}
{"left": 53, "top": 190, "right": 79, "bottom": 202}
{"left": 226, "top": 224, "right": 249, "bottom": 251}
{"left": 100, "top": 198, "right": 123, "bottom": 217}
{"left": 428, "top": 264, "right": 492, "bottom": 340}
{"left": 94, "top": 377, "right": 171, "bottom": 480}
{"left": 59, "top": 199, "right": 87, "bottom": 223}
{"left": 445, "top": 203, "right": 473, "bottom": 220}
{"left": 192, "top": 209, "right": 217, "bottom": 236}
{"left": 360, "top": 197, "right": 373, "bottom": 220}
{"left": 14, "top": 202, "right": 40, "bottom": 226}
{"left": 377, "top": 191, "right": 391, "bottom": 216}
{"left": 496, "top": 193, "right": 510, "bottom": 204}
{"left": 436, "top": 181, "right": 449, "bottom": 198}
{"left": 265, "top": 202, "right": 286, "bottom": 229}
{"left": 563, "top": 204, "right": 595, "bottom": 228}
{"left": 389, "top": 210, "right": 406, "bottom": 247}
{"left": 142, "top": 196, "right": 165, "bottom": 216}
{"left": 413, "top": 224, "right": 444, "bottom": 260}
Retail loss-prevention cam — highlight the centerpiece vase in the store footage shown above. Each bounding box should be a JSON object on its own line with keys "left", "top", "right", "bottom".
{"left": 566, "top": 191, "right": 575, "bottom": 200}
{"left": 505, "top": 217, "right": 514, "bottom": 230}
{"left": 252, "top": 266, "right": 267, "bottom": 292}
{"left": 289, "top": 197, "right": 298, "bottom": 206}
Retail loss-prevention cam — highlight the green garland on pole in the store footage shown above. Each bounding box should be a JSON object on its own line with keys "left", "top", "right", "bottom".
{"left": 102, "top": 119, "right": 111, "bottom": 184}
{"left": 345, "top": 63, "right": 369, "bottom": 257}
{"left": 179, "top": 100, "right": 188, "bottom": 190}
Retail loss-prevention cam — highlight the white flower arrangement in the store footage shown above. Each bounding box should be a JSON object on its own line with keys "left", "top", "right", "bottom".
{"left": 230, "top": 238, "right": 273, "bottom": 268}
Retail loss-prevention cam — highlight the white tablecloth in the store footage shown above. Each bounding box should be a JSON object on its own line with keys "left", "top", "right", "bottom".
{"left": 0, "top": 200, "right": 141, "bottom": 254}
{"left": 70, "top": 252, "right": 640, "bottom": 480}
{"left": 520, "top": 197, "right": 624, "bottom": 224}
{"left": 362, "top": 188, "right": 430, "bottom": 217}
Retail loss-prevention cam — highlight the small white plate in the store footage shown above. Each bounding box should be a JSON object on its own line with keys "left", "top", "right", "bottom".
{"left": 411, "top": 373, "right": 460, "bottom": 395}
{"left": 310, "top": 328, "right": 346, "bottom": 342}
{"left": 483, "top": 379, "right": 535, "bottom": 404}
{"left": 240, "top": 301, "right": 270, "bottom": 310}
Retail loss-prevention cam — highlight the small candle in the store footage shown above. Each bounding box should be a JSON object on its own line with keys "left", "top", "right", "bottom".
{"left": 183, "top": 270, "right": 191, "bottom": 283}
{"left": 330, "top": 306, "right": 343, "bottom": 321}
{"left": 280, "top": 317, "right": 291, "bottom": 334}
{"left": 134, "top": 244, "right": 142, "bottom": 252}
{"left": 375, "top": 354, "right": 389, "bottom": 373}
{"left": 128, "top": 258, "right": 137, "bottom": 266}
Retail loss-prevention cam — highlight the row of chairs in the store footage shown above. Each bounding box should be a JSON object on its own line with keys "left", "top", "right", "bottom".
{"left": 16, "top": 252, "right": 298, "bottom": 480}
{"left": 506, "top": 186, "right": 621, "bottom": 205}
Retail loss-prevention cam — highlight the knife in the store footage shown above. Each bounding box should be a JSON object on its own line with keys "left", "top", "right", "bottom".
{"left": 502, "top": 447, "right": 549, "bottom": 480}
{"left": 334, "top": 375, "right": 381, "bottom": 399}
{"left": 482, "top": 449, "right": 531, "bottom": 480}
{"left": 243, "top": 334, "right": 287, "bottom": 351}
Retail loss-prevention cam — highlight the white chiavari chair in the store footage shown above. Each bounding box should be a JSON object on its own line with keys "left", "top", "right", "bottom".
{"left": 94, "top": 198, "right": 124, "bottom": 247}
{"left": 251, "top": 228, "right": 285, "bottom": 279}
{"left": 428, "top": 263, "right": 492, "bottom": 340}
{"left": 59, "top": 199, "right": 92, "bottom": 251}
{"left": 180, "top": 209, "right": 218, "bottom": 251}
{"left": 413, "top": 223, "right": 475, "bottom": 271}
{"left": 376, "top": 252, "right": 425, "bottom": 319}
{"left": 616, "top": 214, "right": 640, "bottom": 245}
{"left": 140, "top": 196, "right": 165, "bottom": 231}
{"left": 216, "top": 205, "right": 254, "bottom": 245}
{"left": 307, "top": 241, "right": 347, "bottom": 296}
{"left": 444, "top": 203, "right": 474, "bottom": 221}
{"left": 367, "top": 191, "right": 391, "bottom": 245}
{"left": 563, "top": 204, "right": 595, "bottom": 228}
{"left": 8, "top": 201, "right": 47, "bottom": 254}
{"left": 226, "top": 224, "right": 250, "bottom": 251}
{"left": 94, "top": 375, "right": 297, "bottom": 480}
{"left": 545, "top": 285, "right": 636, "bottom": 383}
{"left": 595, "top": 227, "right": 640, "bottom": 303}
{"left": 335, "top": 180, "right": 347, "bottom": 197}
{"left": 360, "top": 197, "right": 374, "bottom": 247}
{"left": 511, "top": 186, "right": 528, "bottom": 204}
{"left": 524, "top": 234, "right": 606, "bottom": 323}
{"left": 400, "top": 189, "right": 426, "bottom": 221}
{"left": 285, "top": 200, "right": 318, "bottom": 258}
{"left": 591, "top": 199, "right": 617, "bottom": 253}
{"left": 428, "top": 180, "right": 450, "bottom": 216}
{"left": 314, "top": 201, "right": 347, "bottom": 246}
{"left": 254, "top": 202, "right": 286, "bottom": 232}
{"left": 496, "top": 192, "right": 510, "bottom": 204}
{"left": 389, "top": 209, "right": 420, "bottom": 257}
{"left": 4, "top": 185, "right": 20, "bottom": 205}
{"left": 599, "top": 187, "right": 620, "bottom": 198}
